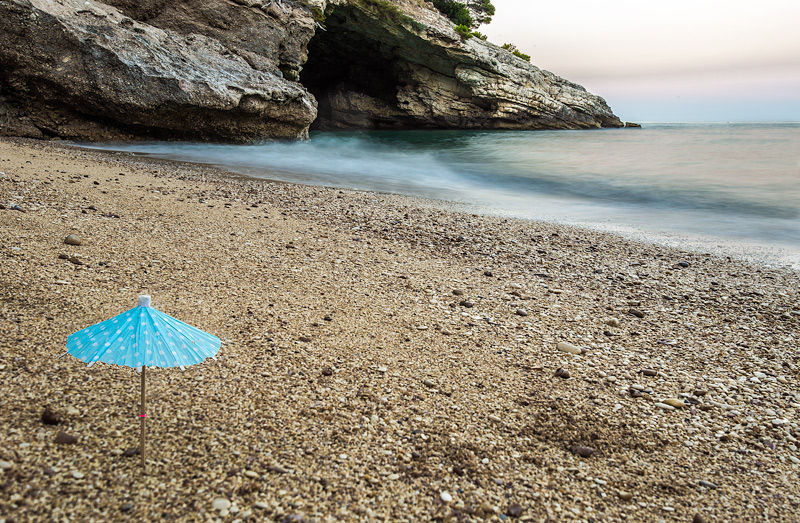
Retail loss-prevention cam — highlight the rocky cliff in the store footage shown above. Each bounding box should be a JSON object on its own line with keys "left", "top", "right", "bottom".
{"left": 0, "top": 0, "right": 621, "bottom": 142}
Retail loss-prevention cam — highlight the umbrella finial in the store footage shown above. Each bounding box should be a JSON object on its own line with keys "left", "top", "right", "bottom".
{"left": 138, "top": 295, "right": 151, "bottom": 308}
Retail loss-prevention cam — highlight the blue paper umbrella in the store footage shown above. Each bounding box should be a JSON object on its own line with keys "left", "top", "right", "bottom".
{"left": 66, "top": 295, "right": 220, "bottom": 470}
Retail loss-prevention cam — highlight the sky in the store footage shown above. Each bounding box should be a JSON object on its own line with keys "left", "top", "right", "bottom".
{"left": 482, "top": 0, "right": 800, "bottom": 122}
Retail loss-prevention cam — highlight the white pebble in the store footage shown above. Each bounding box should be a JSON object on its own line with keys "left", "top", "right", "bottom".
{"left": 556, "top": 342, "right": 582, "bottom": 355}
{"left": 213, "top": 498, "right": 232, "bottom": 511}
{"left": 440, "top": 491, "right": 453, "bottom": 503}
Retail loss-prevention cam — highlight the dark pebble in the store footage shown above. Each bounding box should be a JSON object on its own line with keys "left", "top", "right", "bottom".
{"left": 452, "top": 289, "right": 464, "bottom": 296}
{"left": 321, "top": 367, "right": 333, "bottom": 376}
{"left": 628, "top": 308, "right": 645, "bottom": 318}
{"left": 120, "top": 503, "right": 134, "bottom": 513}
{"left": 323, "top": 315, "right": 333, "bottom": 321}
{"left": 515, "top": 309, "right": 528, "bottom": 317}
{"left": 298, "top": 336, "right": 312, "bottom": 342}
{"left": 554, "top": 368, "right": 571, "bottom": 379}
{"left": 58, "top": 253, "right": 69, "bottom": 260}
{"left": 123, "top": 447, "right": 140, "bottom": 457}
{"left": 570, "top": 445, "right": 595, "bottom": 458}
{"left": 411, "top": 451, "right": 421, "bottom": 460}
{"left": 41, "top": 407, "right": 62, "bottom": 425}
{"left": 693, "top": 514, "right": 708, "bottom": 523}
{"left": 642, "top": 369, "right": 658, "bottom": 377}
{"left": 679, "top": 261, "right": 690, "bottom": 268}
{"left": 483, "top": 270, "right": 493, "bottom": 277}
{"left": 459, "top": 300, "right": 474, "bottom": 308}
{"left": 268, "top": 465, "right": 288, "bottom": 474}
{"left": 54, "top": 431, "right": 77, "bottom": 444}
{"left": 693, "top": 389, "right": 708, "bottom": 396}
{"left": 507, "top": 503, "right": 523, "bottom": 517}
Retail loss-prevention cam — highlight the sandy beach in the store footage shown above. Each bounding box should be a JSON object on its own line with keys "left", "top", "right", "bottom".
{"left": 1, "top": 137, "right": 799, "bottom": 522}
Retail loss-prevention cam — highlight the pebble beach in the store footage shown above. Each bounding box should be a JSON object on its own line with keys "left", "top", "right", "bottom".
{"left": 1, "top": 137, "right": 799, "bottom": 522}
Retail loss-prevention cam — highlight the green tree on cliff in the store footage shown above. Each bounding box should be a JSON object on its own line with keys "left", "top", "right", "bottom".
{"left": 431, "top": 0, "right": 495, "bottom": 29}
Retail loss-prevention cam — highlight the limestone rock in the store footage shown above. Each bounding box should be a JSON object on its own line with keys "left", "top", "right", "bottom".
{"left": 305, "top": 0, "right": 622, "bottom": 131}
{"left": 0, "top": 0, "right": 621, "bottom": 142}
{"left": 0, "top": 0, "right": 316, "bottom": 141}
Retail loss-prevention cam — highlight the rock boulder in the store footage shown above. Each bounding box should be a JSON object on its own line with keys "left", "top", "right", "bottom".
{"left": 0, "top": 0, "right": 621, "bottom": 142}
{"left": 0, "top": 0, "right": 317, "bottom": 141}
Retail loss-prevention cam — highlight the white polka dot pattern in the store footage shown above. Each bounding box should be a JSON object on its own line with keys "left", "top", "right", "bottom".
{"left": 66, "top": 303, "right": 220, "bottom": 369}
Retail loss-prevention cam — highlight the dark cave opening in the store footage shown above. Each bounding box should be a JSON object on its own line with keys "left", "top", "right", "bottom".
{"left": 301, "top": 6, "right": 410, "bottom": 130}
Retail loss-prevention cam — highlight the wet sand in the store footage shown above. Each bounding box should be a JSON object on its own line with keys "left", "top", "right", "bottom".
{"left": 1, "top": 137, "right": 799, "bottom": 522}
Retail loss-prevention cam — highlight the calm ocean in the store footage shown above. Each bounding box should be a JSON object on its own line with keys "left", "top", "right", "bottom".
{"left": 88, "top": 123, "right": 800, "bottom": 268}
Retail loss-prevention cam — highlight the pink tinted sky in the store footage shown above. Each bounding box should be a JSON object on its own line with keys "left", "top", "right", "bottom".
{"left": 483, "top": 0, "right": 800, "bottom": 122}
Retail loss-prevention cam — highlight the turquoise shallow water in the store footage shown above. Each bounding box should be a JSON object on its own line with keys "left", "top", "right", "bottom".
{"left": 86, "top": 122, "right": 800, "bottom": 267}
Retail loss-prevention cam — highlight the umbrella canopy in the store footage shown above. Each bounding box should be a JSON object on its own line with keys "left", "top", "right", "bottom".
{"left": 67, "top": 295, "right": 220, "bottom": 370}
{"left": 65, "top": 295, "right": 220, "bottom": 471}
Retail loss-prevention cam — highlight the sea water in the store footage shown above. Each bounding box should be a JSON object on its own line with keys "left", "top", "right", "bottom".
{"left": 86, "top": 122, "right": 800, "bottom": 268}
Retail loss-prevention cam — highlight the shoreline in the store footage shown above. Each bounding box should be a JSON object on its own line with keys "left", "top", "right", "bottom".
{"left": 1, "top": 137, "right": 799, "bottom": 521}
{"left": 75, "top": 131, "right": 800, "bottom": 272}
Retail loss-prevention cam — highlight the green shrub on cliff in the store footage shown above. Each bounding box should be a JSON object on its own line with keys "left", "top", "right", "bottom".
{"left": 455, "top": 24, "right": 472, "bottom": 40}
{"left": 501, "top": 43, "right": 530, "bottom": 62}
{"left": 431, "top": 0, "right": 473, "bottom": 27}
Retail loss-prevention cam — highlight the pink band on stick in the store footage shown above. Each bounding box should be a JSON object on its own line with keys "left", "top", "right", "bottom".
{"left": 140, "top": 414, "right": 146, "bottom": 418}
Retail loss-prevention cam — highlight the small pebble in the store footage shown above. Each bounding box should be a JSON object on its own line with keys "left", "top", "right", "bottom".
{"left": 212, "top": 498, "right": 232, "bottom": 511}
{"left": 268, "top": 464, "right": 288, "bottom": 474}
{"left": 41, "top": 406, "right": 62, "bottom": 425}
{"left": 459, "top": 300, "right": 474, "bottom": 308}
{"left": 642, "top": 368, "right": 658, "bottom": 377}
{"left": 556, "top": 342, "right": 581, "bottom": 355}
{"left": 64, "top": 234, "right": 82, "bottom": 246}
{"left": 507, "top": 503, "right": 523, "bottom": 517}
{"left": 72, "top": 471, "right": 84, "bottom": 479}
{"left": 605, "top": 317, "right": 620, "bottom": 327}
{"left": 423, "top": 379, "right": 436, "bottom": 388}
{"left": 699, "top": 480, "right": 717, "bottom": 489}
{"left": 662, "top": 398, "right": 685, "bottom": 408}
{"left": 618, "top": 491, "right": 633, "bottom": 501}
{"left": 693, "top": 514, "right": 708, "bottom": 523}
{"left": 515, "top": 309, "right": 528, "bottom": 317}
{"left": 570, "top": 445, "right": 595, "bottom": 458}
{"left": 55, "top": 431, "right": 78, "bottom": 444}
{"left": 440, "top": 491, "right": 453, "bottom": 503}
{"left": 0, "top": 460, "right": 13, "bottom": 470}
{"left": 554, "top": 368, "right": 571, "bottom": 379}
{"left": 254, "top": 501, "right": 269, "bottom": 509}
{"left": 654, "top": 402, "right": 675, "bottom": 411}
{"left": 628, "top": 308, "right": 645, "bottom": 318}
{"left": 244, "top": 470, "right": 259, "bottom": 479}
{"left": 120, "top": 503, "right": 134, "bottom": 513}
